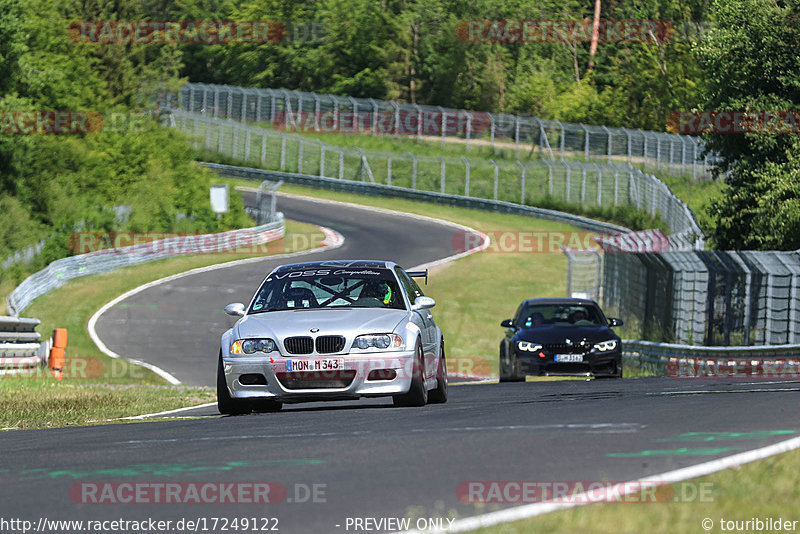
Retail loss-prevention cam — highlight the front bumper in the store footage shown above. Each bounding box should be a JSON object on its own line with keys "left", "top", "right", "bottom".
{"left": 222, "top": 350, "right": 417, "bottom": 401}
{"left": 516, "top": 348, "right": 621, "bottom": 376}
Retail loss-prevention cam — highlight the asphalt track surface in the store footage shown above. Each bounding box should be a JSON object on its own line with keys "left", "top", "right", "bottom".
{"left": 2, "top": 193, "right": 800, "bottom": 533}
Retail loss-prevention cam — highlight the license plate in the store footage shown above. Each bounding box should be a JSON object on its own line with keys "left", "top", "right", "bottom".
{"left": 555, "top": 354, "right": 583, "bottom": 363}
{"left": 286, "top": 358, "right": 345, "bottom": 372}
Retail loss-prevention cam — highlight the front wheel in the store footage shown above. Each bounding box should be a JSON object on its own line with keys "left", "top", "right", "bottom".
{"left": 499, "top": 343, "right": 524, "bottom": 383}
{"left": 217, "top": 353, "right": 251, "bottom": 415}
{"left": 428, "top": 339, "right": 448, "bottom": 404}
{"left": 393, "top": 342, "right": 428, "bottom": 407}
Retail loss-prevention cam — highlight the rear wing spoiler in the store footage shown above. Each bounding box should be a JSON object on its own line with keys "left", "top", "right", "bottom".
{"left": 406, "top": 269, "right": 428, "bottom": 285}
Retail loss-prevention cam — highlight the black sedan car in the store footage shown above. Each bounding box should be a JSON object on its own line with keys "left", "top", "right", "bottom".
{"left": 499, "top": 298, "right": 623, "bottom": 381}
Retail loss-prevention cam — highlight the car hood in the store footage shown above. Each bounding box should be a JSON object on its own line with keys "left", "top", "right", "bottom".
{"left": 514, "top": 325, "right": 618, "bottom": 344}
{"left": 235, "top": 308, "right": 409, "bottom": 339}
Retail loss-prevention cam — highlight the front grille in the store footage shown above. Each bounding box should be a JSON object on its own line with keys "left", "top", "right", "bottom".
{"left": 276, "top": 370, "right": 357, "bottom": 389}
{"left": 284, "top": 336, "right": 314, "bottom": 354}
{"left": 544, "top": 342, "right": 589, "bottom": 354}
{"left": 316, "top": 335, "right": 345, "bottom": 354}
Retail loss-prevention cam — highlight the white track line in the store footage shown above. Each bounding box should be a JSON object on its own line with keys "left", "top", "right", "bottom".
{"left": 117, "top": 402, "right": 219, "bottom": 420}
{"left": 87, "top": 225, "right": 345, "bottom": 385}
{"left": 399, "top": 434, "right": 800, "bottom": 533}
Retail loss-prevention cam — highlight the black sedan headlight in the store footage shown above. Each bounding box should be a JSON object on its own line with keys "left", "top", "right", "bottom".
{"left": 517, "top": 341, "right": 543, "bottom": 352}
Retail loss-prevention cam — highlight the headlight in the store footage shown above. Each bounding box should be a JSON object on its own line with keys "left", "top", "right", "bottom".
{"left": 593, "top": 340, "right": 618, "bottom": 352}
{"left": 517, "top": 341, "right": 543, "bottom": 352}
{"left": 231, "top": 338, "right": 276, "bottom": 355}
{"left": 353, "top": 334, "right": 404, "bottom": 350}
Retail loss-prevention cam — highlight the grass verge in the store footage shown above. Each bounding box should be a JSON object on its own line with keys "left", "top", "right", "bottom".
{"left": 470, "top": 447, "right": 800, "bottom": 533}
{"left": 0, "top": 220, "right": 324, "bottom": 429}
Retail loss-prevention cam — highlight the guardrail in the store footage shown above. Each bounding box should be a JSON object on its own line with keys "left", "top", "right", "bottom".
{"left": 172, "top": 111, "right": 704, "bottom": 250}
{"left": 6, "top": 218, "right": 285, "bottom": 317}
{"left": 177, "top": 82, "right": 722, "bottom": 179}
{"left": 622, "top": 339, "right": 800, "bottom": 377}
{"left": 0, "top": 316, "right": 51, "bottom": 375}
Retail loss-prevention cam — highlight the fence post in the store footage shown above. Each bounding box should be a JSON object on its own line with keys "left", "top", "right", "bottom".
{"left": 515, "top": 116, "right": 521, "bottom": 158}
{"left": 370, "top": 98, "right": 379, "bottom": 135}
{"left": 517, "top": 161, "right": 526, "bottom": 204}
{"left": 464, "top": 111, "right": 472, "bottom": 152}
{"left": 339, "top": 149, "right": 344, "bottom": 179}
{"left": 385, "top": 152, "right": 392, "bottom": 186}
{"left": 332, "top": 97, "right": 339, "bottom": 132}
{"left": 461, "top": 156, "right": 470, "bottom": 196}
{"left": 613, "top": 168, "right": 619, "bottom": 205}
{"left": 490, "top": 159, "right": 499, "bottom": 200}
{"left": 282, "top": 90, "right": 292, "bottom": 130}
{"left": 438, "top": 155, "right": 445, "bottom": 193}
{"left": 565, "top": 164, "right": 571, "bottom": 202}
{"left": 640, "top": 129, "right": 648, "bottom": 169}
{"left": 240, "top": 89, "right": 247, "bottom": 122}
{"left": 244, "top": 129, "right": 251, "bottom": 161}
{"left": 227, "top": 90, "right": 233, "bottom": 119}
{"left": 213, "top": 87, "right": 220, "bottom": 118}
{"left": 656, "top": 134, "right": 662, "bottom": 172}
{"left": 297, "top": 135, "right": 304, "bottom": 173}
{"left": 313, "top": 94, "right": 321, "bottom": 132}
{"left": 602, "top": 126, "right": 612, "bottom": 164}
{"left": 439, "top": 106, "right": 447, "bottom": 150}
{"left": 232, "top": 127, "right": 239, "bottom": 158}
{"left": 204, "top": 118, "right": 211, "bottom": 149}
{"left": 623, "top": 128, "right": 632, "bottom": 166}
{"left": 393, "top": 102, "right": 400, "bottom": 136}
{"left": 188, "top": 85, "right": 195, "bottom": 112}
{"left": 692, "top": 137, "right": 698, "bottom": 180}
{"left": 414, "top": 104, "right": 422, "bottom": 141}
{"left": 267, "top": 89, "right": 276, "bottom": 121}
{"left": 218, "top": 124, "right": 225, "bottom": 154}
{"left": 580, "top": 163, "right": 587, "bottom": 203}
{"left": 261, "top": 134, "right": 267, "bottom": 166}
{"left": 580, "top": 123, "right": 589, "bottom": 162}
{"left": 594, "top": 163, "right": 603, "bottom": 205}
{"left": 557, "top": 120, "right": 565, "bottom": 161}
{"left": 201, "top": 86, "right": 208, "bottom": 114}
{"left": 280, "top": 133, "right": 286, "bottom": 170}
{"left": 409, "top": 152, "right": 417, "bottom": 188}
{"left": 349, "top": 96, "right": 358, "bottom": 132}
{"left": 489, "top": 114, "right": 496, "bottom": 151}
{"left": 319, "top": 141, "right": 325, "bottom": 177}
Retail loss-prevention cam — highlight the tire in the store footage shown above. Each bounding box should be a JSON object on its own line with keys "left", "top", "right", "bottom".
{"left": 499, "top": 343, "right": 524, "bottom": 383}
{"left": 217, "top": 353, "right": 251, "bottom": 415}
{"left": 595, "top": 359, "right": 623, "bottom": 379}
{"left": 252, "top": 398, "right": 283, "bottom": 413}
{"left": 393, "top": 341, "right": 428, "bottom": 407}
{"left": 428, "top": 339, "right": 448, "bottom": 404}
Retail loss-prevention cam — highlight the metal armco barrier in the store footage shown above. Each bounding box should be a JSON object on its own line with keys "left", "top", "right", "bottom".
{"left": 0, "top": 316, "right": 51, "bottom": 375}
{"left": 623, "top": 339, "right": 800, "bottom": 377}
{"left": 6, "top": 218, "right": 285, "bottom": 317}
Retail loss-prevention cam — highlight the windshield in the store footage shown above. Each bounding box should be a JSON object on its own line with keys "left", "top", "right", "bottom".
{"left": 249, "top": 268, "right": 406, "bottom": 313}
{"left": 518, "top": 304, "right": 605, "bottom": 327}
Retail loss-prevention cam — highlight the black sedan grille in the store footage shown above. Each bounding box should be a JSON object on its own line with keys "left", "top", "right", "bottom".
{"left": 315, "top": 335, "right": 345, "bottom": 354}
{"left": 543, "top": 342, "right": 589, "bottom": 354}
{"left": 284, "top": 336, "right": 314, "bottom": 354}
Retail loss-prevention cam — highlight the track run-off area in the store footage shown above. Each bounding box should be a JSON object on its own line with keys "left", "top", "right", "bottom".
{"left": 2, "top": 192, "right": 800, "bottom": 533}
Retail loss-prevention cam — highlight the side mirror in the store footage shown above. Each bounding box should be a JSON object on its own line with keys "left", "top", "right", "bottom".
{"left": 608, "top": 317, "right": 623, "bottom": 327}
{"left": 500, "top": 319, "right": 514, "bottom": 328}
{"left": 411, "top": 296, "right": 436, "bottom": 311}
{"left": 224, "top": 302, "right": 246, "bottom": 317}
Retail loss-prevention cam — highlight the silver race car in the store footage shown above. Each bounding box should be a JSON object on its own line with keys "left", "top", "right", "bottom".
{"left": 218, "top": 260, "right": 448, "bottom": 414}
